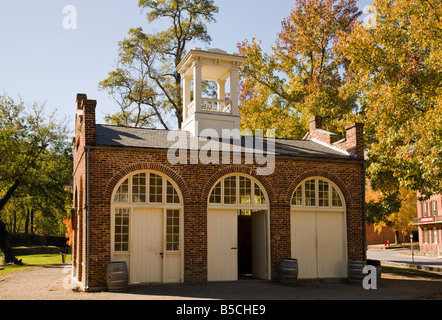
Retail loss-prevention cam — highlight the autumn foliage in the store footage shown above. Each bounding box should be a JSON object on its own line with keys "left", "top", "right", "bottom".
{"left": 63, "top": 217, "right": 73, "bottom": 247}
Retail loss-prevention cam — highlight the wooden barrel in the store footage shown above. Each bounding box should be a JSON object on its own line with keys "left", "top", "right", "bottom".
{"left": 106, "top": 261, "right": 128, "bottom": 292}
{"left": 348, "top": 260, "right": 366, "bottom": 285}
{"left": 279, "top": 258, "right": 298, "bottom": 285}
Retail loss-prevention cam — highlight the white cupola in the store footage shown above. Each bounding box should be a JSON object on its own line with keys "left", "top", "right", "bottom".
{"left": 176, "top": 48, "right": 246, "bottom": 137}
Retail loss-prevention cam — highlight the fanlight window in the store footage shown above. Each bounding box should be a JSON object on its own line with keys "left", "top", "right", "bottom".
{"left": 291, "top": 178, "right": 343, "bottom": 208}
{"left": 113, "top": 172, "right": 181, "bottom": 204}
{"left": 209, "top": 175, "right": 267, "bottom": 206}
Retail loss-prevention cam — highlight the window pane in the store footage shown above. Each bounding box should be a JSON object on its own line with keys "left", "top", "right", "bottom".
{"left": 292, "top": 186, "right": 302, "bottom": 206}
{"left": 166, "top": 209, "right": 180, "bottom": 251}
{"left": 430, "top": 201, "right": 437, "bottom": 216}
{"left": 239, "top": 176, "right": 252, "bottom": 204}
{"left": 114, "top": 208, "right": 130, "bottom": 252}
{"left": 422, "top": 202, "right": 428, "bottom": 217}
{"left": 166, "top": 180, "right": 180, "bottom": 203}
{"left": 114, "top": 179, "right": 129, "bottom": 202}
{"left": 224, "top": 176, "right": 237, "bottom": 204}
{"left": 332, "top": 186, "right": 343, "bottom": 207}
{"left": 132, "top": 173, "right": 146, "bottom": 202}
{"left": 305, "top": 179, "right": 316, "bottom": 206}
{"left": 318, "top": 180, "right": 329, "bottom": 207}
{"left": 149, "top": 173, "right": 163, "bottom": 203}
{"left": 254, "top": 184, "right": 266, "bottom": 205}
{"left": 209, "top": 181, "right": 222, "bottom": 204}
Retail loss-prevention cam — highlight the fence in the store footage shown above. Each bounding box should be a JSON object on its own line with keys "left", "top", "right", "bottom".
{"left": 8, "top": 233, "right": 70, "bottom": 248}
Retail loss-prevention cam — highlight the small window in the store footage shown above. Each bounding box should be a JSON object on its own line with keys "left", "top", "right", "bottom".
{"left": 166, "top": 181, "right": 180, "bottom": 204}
{"left": 209, "top": 181, "right": 222, "bottom": 204}
{"left": 114, "top": 179, "right": 129, "bottom": 202}
{"left": 318, "top": 180, "right": 329, "bottom": 207}
{"left": 254, "top": 184, "right": 266, "bottom": 205}
{"left": 132, "top": 173, "right": 146, "bottom": 202}
{"left": 332, "top": 186, "right": 343, "bottom": 207}
{"left": 224, "top": 176, "right": 237, "bottom": 204}
{"left": 433, "top": 228, "right": 438, "bottom": 245}
{"left": 430, "top": 201, "right": 438, "bottom": 216}
{"left": 421, "top": 202, "right": 428, "bottom": 217}
{"left": 240, "top": 176, "right": 252, "bottom": 204}
{"left": 114, "top": 208, "right": 130, "bottom": 252}
{"left": 423, "top": 228, "right": 429, "bottom": 244}
{"left": 292, "top": 186, "right": 302, "bottom": 206}
{"left": 166, "top": 209, "right": 180, "bottom": 251}
{"left": 149, "top": 173, "right": 163, "bottom": 203}
{"left": 305, "top": 179, "right": 316, "bottom": 206}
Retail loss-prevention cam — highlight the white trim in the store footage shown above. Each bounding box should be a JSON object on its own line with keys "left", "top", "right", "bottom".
{"left": 311, "top": 138, "right": 355, "bottom": 158}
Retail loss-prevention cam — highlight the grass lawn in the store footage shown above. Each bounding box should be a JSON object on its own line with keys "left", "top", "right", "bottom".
{"left": 0, "top": 254, "right": 72, "bottom": 277}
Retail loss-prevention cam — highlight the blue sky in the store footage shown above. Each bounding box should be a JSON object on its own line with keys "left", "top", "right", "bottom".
{"left": 0, "top": 0, "right": 373, "bottom": 132}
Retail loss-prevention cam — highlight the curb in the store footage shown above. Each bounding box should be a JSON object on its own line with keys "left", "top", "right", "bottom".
{"left": 380, "top": 261, "right": 442, "bottom": 274}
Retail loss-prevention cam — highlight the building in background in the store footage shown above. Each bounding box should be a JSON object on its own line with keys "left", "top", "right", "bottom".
{"left": 414, "top": 193, "right": 442, "bottom": 255}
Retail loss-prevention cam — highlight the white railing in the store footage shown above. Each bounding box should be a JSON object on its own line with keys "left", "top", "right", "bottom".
{"left": 201, "top": 98, "right": 232, "bottom": 113}
{"left": 185, "top": 99, "right": 232, "bottom": 119}
{"left": 186, "top": 101, "right": 195, "bottom": 119}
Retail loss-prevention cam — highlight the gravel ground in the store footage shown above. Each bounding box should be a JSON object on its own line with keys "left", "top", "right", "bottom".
{"left": 0, "top": 263, "right": 441, "bottom": 301}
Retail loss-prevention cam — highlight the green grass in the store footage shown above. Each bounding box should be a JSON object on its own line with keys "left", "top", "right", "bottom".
{"left": 382, "top": 265, "right": 442, "bottom": 278}
{"left": 0, "top": 254, "right": 72, "bottom": 276}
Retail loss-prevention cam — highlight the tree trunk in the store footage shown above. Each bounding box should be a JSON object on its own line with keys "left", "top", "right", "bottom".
{"left": 0, "top": 220, "right": 22, "bottom": 265}
{"left": 25, "top": 208, "right": 30, "bottom": 234}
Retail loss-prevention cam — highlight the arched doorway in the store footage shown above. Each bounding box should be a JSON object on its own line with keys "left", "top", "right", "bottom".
{"left": 207, "top": 173, "right": 270, "bottom": 281}
{"left": 111, "top": 170, "right": 183, "bottom": 283}
{"left": 290, "top": 177, "right": 347, "bottom": 280}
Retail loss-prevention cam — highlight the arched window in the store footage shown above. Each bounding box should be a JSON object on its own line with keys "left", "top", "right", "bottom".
{"left": 208, "top": 174, "right": 267, "bottom": 208}
{"left": 113, "top": 172, "right": 181, "bottom": 205}
{"left": 291, "top": 177, "right": 344, "bottom": 209}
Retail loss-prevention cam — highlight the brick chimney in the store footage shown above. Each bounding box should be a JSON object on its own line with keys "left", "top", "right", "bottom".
{"left": 305, "top": 116, "right": 365, "bottom": 160}
{"left": 342, "top": 123, "right": 364, "bottom": 160}
{"left": 75, "top": 93, "right": 96, "bottom": 147}
{"left": 305, "top": 116, "right": 338, "bottom": 145}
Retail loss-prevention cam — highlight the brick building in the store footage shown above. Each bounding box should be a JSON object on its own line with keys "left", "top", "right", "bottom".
{"left": 414, "top": 193, "right": 442, "bottom": 255}
{"left": 71, "top": 49, "right": 366, "bottom": 291}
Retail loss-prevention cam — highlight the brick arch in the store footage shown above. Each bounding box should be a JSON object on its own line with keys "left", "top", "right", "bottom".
{"left": 201, "top": 166, "right": 276, "bottom": 205}
{"left": 104, "top": 163, "right": 190, "bottom": 201}
{"left": 285, "top": 170, "right": 352, "bottom": 209}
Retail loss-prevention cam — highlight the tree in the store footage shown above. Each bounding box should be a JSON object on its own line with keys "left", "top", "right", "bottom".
{"left": 366, "top": 183, "right": 417, "bottom": 244}
{"left": 238, "top": 0, "right": 361, "bottom": 139}
{"left": 99, "top": 0, "right": 219, "bottom": 129}
{"left": 337, "top": 0, "right": 442, "bottom": 199}
{"left": 0, "top": 95, "right": 72, "bottom": 264}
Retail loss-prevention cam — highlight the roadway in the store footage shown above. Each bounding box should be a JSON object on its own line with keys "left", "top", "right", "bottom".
{"left": 367, "top": 247, "right": 442, "bottom": 273}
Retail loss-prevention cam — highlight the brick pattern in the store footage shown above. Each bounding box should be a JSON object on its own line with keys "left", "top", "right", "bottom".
{"left": 72, "top": 95, "right": 366, "bottom": 290}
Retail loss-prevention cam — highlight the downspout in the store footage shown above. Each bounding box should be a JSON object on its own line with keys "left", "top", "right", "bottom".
{"left": 362, "top": 161, "right": 367, "bottom": 261}
{"left": 85, "top": 146, "right": 91, "bottom": 291}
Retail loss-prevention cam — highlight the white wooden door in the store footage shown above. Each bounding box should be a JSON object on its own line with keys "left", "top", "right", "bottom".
{"left": 291, "top": 210, "right": 347, "bottom": 279}
{"left": 208, "top": 209, "right": 238, "bottom": 281}
{"left": 291, "top": 211, "right": 318, "bottom": 279}
{"left": 316, "top": 211, "right": 347, "bottom": 278}
{"left": 131, "top": 208, "right": 163, "bottom": 283}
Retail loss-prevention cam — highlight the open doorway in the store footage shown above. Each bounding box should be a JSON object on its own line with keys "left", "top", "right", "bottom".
{"left": 238, "top": 210, "right": 268, "bottom": 280}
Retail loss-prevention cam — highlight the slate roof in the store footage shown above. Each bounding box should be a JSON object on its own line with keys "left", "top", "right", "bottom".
{"left": 95, "top": 124, "right": 355, "bottom": 160}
